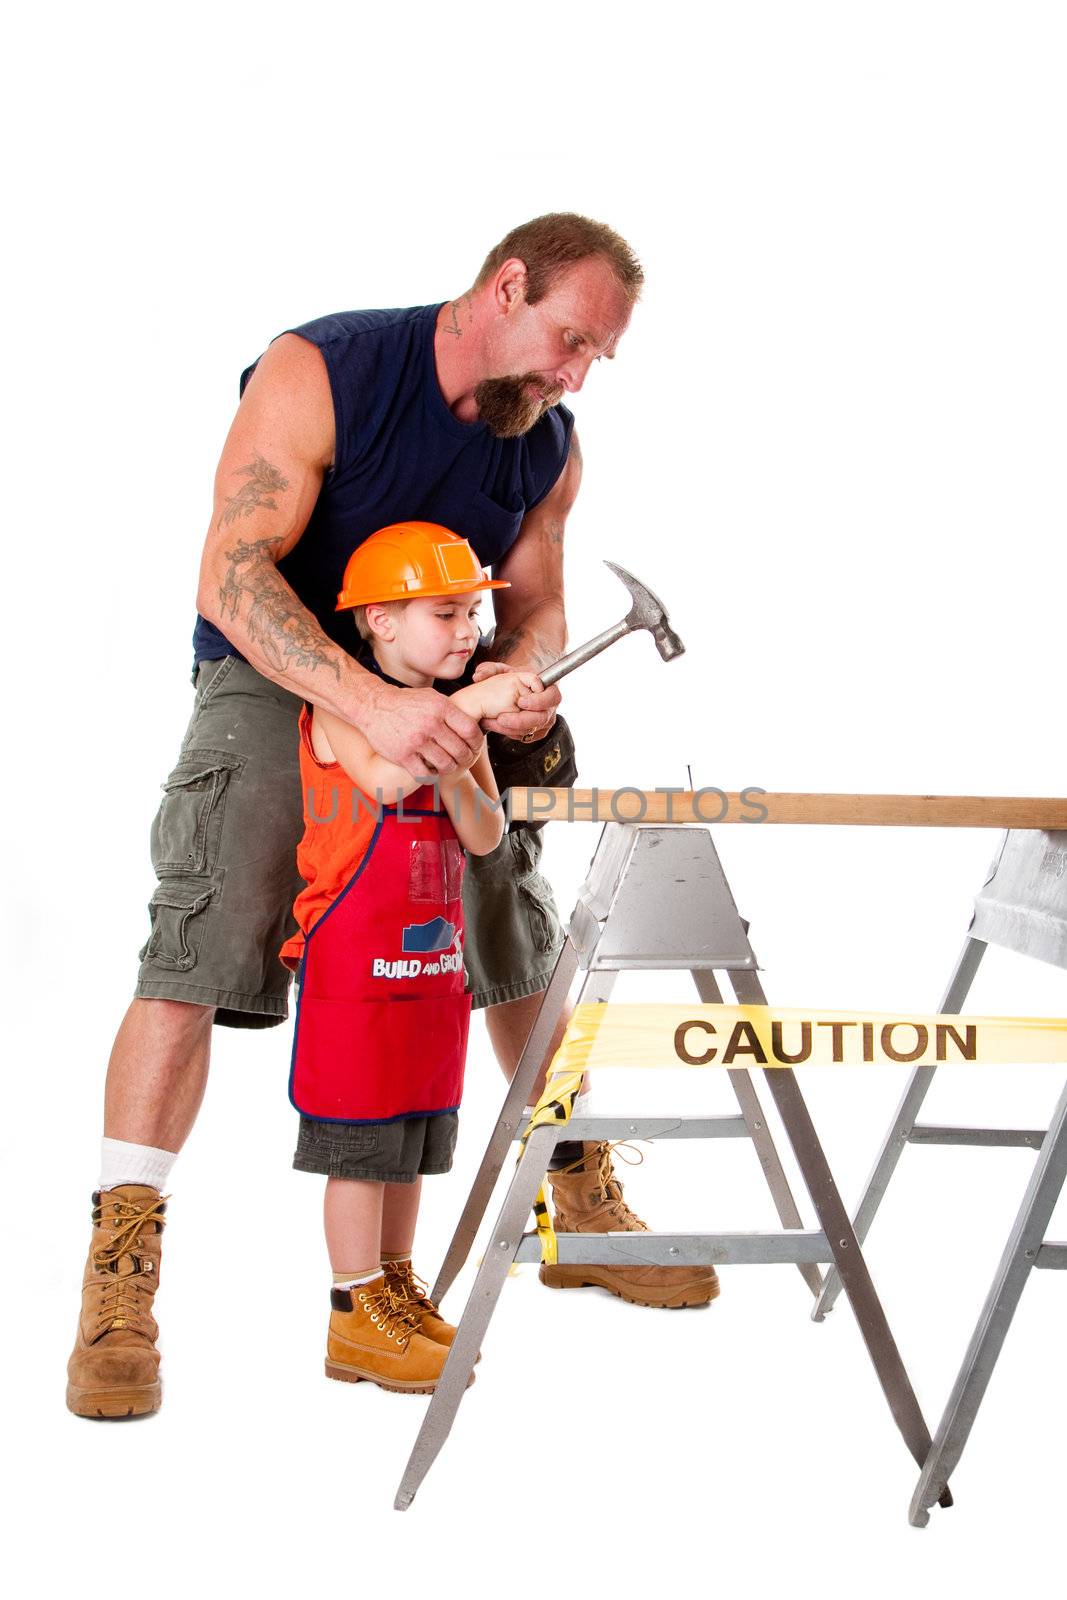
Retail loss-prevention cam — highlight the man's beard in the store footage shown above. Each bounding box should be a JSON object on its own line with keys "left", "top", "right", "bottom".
{"left": 474, "top": 373, "right": 565, "bottom": 439}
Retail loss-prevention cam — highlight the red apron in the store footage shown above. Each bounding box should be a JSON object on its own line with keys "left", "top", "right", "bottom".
{"left": 289, "top": 789, "right": 470, "bottom": 1123}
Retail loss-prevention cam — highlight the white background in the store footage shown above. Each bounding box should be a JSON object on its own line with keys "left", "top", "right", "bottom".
{"left": 5, "top": 2, "right": 1066, "bottom": 1594}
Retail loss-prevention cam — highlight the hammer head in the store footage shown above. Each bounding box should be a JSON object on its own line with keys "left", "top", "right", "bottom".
{"left": 604, "top": 560, "right": 686, "bottom": 662}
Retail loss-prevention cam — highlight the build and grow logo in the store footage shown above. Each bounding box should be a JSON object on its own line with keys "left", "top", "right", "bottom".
{"left": 371, "top": 918, "right": 464, "bottom": 980}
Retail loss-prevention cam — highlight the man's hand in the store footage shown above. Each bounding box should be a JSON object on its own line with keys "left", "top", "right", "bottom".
{"left": 361, "top": 681, "right": 483, "bottom": 779}
{"left": 471, "top": 659, "right": 561, "bottom": 740}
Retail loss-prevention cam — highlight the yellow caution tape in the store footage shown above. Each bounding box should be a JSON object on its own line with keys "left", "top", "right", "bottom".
{"left": 503, "top": 1006, "right": 1067, "bottom": 1272}
{"left": 548, "top": 1005, "right": 1067, "bottom": 1072}
{"left": 517, "top": 1069, "right": 584, "bottom": 1267}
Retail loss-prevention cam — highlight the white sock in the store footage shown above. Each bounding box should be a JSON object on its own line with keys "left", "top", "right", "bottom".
{"left": 333, "top": 1268, "right": 384, "bottom": 1290}
{"left": 99, "top": 1138, "right": 177, "bottom": 1192}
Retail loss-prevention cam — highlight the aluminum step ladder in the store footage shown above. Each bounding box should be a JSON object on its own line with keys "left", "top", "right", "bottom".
{"left": 394, "top": 822, "right": 950, "bottom": 1514}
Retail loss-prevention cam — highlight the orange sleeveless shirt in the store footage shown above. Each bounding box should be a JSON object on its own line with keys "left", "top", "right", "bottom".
{"left": 279, "top": 705, "right": 379, "bottom": 973}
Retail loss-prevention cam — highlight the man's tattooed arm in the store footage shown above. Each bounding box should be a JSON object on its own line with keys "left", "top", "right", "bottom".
{"left": 217, "top": 451, "right": 291, "bottom": 528}
{"left": 196, "top": 334, "right": 399, "bottom": 731}
{"left": 216, "top": 530, "right": 342, "bottom": 680}
{"left": 204, "top": 447, "right": 346, "bottom": 681}
{"left": 489, "top": 622, "right": 560, "bottom": 672}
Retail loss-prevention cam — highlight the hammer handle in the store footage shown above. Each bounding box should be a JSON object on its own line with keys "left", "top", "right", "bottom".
{"left": 538, "top": 620, "right": 630, "bottom": 687}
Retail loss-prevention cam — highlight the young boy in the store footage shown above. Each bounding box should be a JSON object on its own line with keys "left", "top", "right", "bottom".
{"left": 280, "top": 521, "right": 541, "bottom": 1393}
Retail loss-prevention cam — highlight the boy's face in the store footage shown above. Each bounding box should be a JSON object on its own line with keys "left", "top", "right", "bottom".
{"left": 385, "top": 592, "right": 484, "bottom": 679}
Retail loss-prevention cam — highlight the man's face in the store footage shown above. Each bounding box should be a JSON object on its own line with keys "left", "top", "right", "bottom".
{"left": 476, "top": 257, "right": 634, "bottom": 438}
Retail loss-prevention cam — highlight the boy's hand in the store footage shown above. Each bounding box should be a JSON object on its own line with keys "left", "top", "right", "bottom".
{"left": 466, "top": 667, "right": 545, "bottom": 722}
{"left": 470, "top": 660, "right": 561, "bottom": 740}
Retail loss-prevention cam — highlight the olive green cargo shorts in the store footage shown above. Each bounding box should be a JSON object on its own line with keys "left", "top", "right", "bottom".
{"left": 135, "top": 656, "right": 565, "bottom": 1027}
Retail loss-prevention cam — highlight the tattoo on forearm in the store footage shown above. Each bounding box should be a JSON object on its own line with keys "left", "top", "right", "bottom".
{"left": 490, "top": 626, "right": 556, "bottom": 673}
{"left": 217, "top": 533, "right": 285, "bottom": 622}
{"left": 217, "top": 534, "right": 341, "bottom": 680}
{"left": 243, "top": 576, "right": 342, "bottom": 678}
{"left": 217, "top": 451, "right": 290, "bottom": 529}
{"left": 492, "top": 628, "right": 521, "bottom": 661}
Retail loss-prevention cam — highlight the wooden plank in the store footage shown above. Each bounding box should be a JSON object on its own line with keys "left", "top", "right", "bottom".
{"left": 506, "top": 789, "right": 1067, "bottom": 828}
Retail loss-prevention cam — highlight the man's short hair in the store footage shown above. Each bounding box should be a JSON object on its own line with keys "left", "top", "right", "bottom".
{"left": 474, "top": 212, "right": 643, "bottom": 306}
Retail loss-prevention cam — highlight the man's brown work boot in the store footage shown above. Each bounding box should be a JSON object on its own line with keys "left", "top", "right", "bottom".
{"left": 326, "top": 1274, "right": 472, "bottom": 1393}
{"left": 541, "top": 1144, "right": 720, "bottom": 1309}
{"left": 66, "top": 1185, "right": 167, "bottom": 1418}
{"left": 381, "top": 1258, "right": 458, "bottom": 1348}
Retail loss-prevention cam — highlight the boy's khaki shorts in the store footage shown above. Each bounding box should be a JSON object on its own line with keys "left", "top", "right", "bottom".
{"left": 134, "top": 655, "right": 565, "bottom": 1027}
{"left": 293, "top": 1110, "right": 458, "bottom": 1182}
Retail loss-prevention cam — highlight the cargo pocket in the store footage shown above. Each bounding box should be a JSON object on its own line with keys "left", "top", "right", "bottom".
{"left": 150, "top": 749, "right": 243, "bottom": 877}
{"left": 138, "top": 881, "right": 215, "bottom": 971}
{"left": 510, "top": 831, "right": 556, "bottom": 955}
{"left": 312, "top": 1121, "right": 381, "bottom": 1158}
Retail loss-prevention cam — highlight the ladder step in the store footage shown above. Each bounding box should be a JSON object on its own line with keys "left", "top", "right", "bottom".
{"left": 1034, "top": 1243, "right": 1067, "bottom": 1270}
{"left": 909, "top": 1124, "right": 1047, "bottom": 1149}
{"left": 519, "top": 1115, "right": 750, "bottom": 1142}
{"left": 513, "top": 1231, "right": 831, "bottom": 1266}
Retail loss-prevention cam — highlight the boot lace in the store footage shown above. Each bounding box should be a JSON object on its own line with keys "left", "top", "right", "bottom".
{"left": 90, "top": 1193, "right": 167, "bottom": 1333}
{"left": 382, "top": 1259, "right": 438, "bottom": 1316}
{"left": 357, "top": 1281, "right": 422, "bottom": 1345}
{"left": 558, "top": 1141, "right": 650, "bottom": 1231}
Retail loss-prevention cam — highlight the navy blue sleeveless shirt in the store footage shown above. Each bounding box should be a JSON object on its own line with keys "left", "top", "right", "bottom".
{"left": 192, "top": 304, "right": 575, "bottom": 666}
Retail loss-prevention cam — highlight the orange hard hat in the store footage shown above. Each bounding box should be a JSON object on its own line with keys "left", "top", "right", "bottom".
{"left": 336, "top": 521, "right": 510, "bottom": 611}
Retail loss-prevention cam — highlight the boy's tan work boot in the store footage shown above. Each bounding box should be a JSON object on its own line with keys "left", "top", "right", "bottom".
{"left": 381, "top": 1258, "right": 458, "bottom": 1348}
{"left": 66, "top": 1185, "right": 167, "bottom": 1418}
{"left": 542, "top": 1143, "right": 720, "bottom": 1309}
{"left": 326, "top": 1274, "right": 473, "bottom": 1393}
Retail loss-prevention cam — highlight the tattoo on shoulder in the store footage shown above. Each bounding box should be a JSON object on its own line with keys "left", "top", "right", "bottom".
{"left": 217, "top": 451, "right": 290, "bottom": 529}
{"left": 547, "top": 519, "right": 565, "bottom": 545}
{"left": 568, "top": 431, "right": 583, "bottom": 469}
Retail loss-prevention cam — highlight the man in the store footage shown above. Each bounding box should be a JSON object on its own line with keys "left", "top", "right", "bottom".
{"left": 67, "top": 212, "right": 718, "bottom": 1420}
